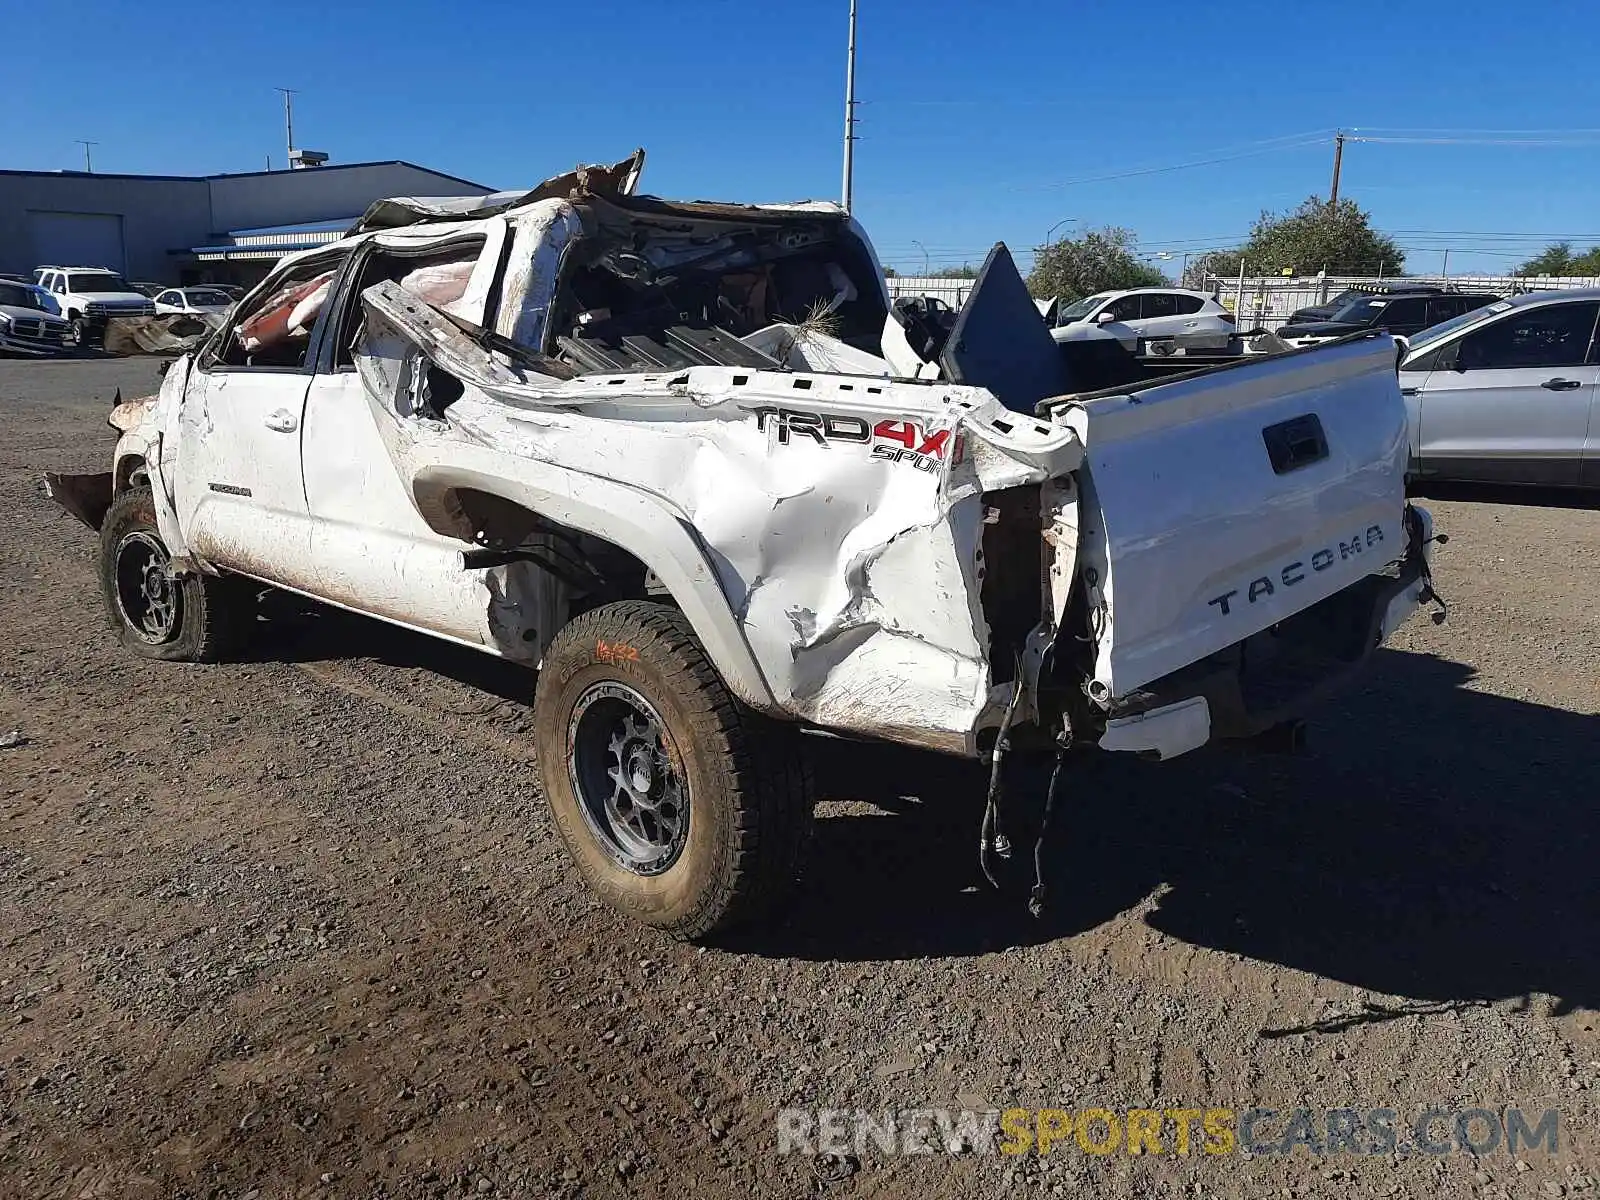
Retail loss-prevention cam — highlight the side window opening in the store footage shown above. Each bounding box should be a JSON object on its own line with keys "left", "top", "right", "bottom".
{"left": 218, "top": 254, "right": 349, "bottom": 369}
{"left": 333, "top": 239, "right": 486, "bottom": 368}
{"left": 1461, "top": 302, "right": 1600, "bottom": 371}
{"left": 1382, "top": 298, "right": 1426, "bottom": 328}
{"left": 1141, "top": 292, "right": 1179, "bottom": 319}
{"left": 1174, "top": 294, "right": 1204, "bottom": 315}
{"left": 1105, "top": 295, "right": 1140, "bottom": 322}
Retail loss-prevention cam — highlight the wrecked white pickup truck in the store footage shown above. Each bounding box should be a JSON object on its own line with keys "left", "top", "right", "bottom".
{"left": 46, "top": 151, "right": 1442, "bottom": 939}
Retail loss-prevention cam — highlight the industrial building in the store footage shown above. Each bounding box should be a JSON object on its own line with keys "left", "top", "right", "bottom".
{"left": 0, "top": 160, "right": 492, "bottom": 288}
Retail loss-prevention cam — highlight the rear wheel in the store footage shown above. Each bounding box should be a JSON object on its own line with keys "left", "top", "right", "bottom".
{"left": 98, "top": 486, "right": 254, "bottom": 661}
{"left": 534, "top": 600, "right": 813, "bottom": 940}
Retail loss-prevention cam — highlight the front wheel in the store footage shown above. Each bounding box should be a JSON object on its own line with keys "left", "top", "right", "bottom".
{"left": 98, "top": 486, "right": 253, "bottom": 661}
{"left": 534, "top": 600, "right": 813, "bottom": 940}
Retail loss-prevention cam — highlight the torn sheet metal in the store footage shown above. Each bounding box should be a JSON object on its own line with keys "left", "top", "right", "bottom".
{"left": 42, "top": 471, "right": 113, "bottom": 530}
{"left": 101, "top": 312, "right": 225, "bottom": 357}
{"left": 356, "top": 279, "right": 1084, "bottom": 754}
{"left": 352, "top": 150, "right": 645, "bottom": 232}
{"left": 110, "top": 394, "right": 158, "bottom": 433}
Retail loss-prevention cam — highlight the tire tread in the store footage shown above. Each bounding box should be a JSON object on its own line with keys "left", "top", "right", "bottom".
{"left": 536, "top": 599, "right": 812, "bottom": 939}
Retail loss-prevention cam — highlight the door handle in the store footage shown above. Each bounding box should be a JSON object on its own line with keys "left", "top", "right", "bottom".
{"left": 1541, "top": 378, "right": 1583, "bottom": 391}
{"left": 1400, "top": 386, "right": 1420, "bottom": 396}
{"left": 264, "top": 408, "right": 298, "bottom": 432}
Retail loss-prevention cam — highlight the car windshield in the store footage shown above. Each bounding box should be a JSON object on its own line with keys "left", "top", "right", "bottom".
{"left": 0, "top": 283, "right": 45, "bottom": 310}
{"left": 1328, "top": 297, "right": 1391, "bottom": 323}
{"left": 1406, "top": 299, "right": 1514, "bottom": 352}
{"left": 1057, "top": 293, "right": 1110, "bottom": 323}
{"left": 183, "top": 289, "right": 232, "bottom": 307}
{"left": 69, "top": 273, "right": 135, "bottom": 294}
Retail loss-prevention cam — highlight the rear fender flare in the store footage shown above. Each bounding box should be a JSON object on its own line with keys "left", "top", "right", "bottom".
{"left": 411, "top": 460, "right": 780, "bottom": 714}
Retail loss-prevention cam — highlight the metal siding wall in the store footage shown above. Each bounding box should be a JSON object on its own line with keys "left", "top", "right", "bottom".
{"left": 0, "top": 174, "right": 210, "bottom": 283}
{"left": 206, "top": 164, "right": 489, "bottom": 233}
{"left": 0, "top": 165, "right": 487, "bottom": 285}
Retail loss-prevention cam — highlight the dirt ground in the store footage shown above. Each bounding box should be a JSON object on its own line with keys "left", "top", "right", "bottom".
{"left": 2, "top": 356, "right": 1597, "bottom": 1200}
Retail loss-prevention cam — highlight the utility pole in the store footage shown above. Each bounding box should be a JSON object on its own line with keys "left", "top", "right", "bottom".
{"left": 841, "top": 0, "right": 858, "bottom": 212}
{"left": 76, "top": 140, "right": 98, "bottom": 172}
{"left": 276, "top": 87, "right": 298, "bottom": 166}
{"left": 1441, "top": 249, "right": 1450, "bottom": 279}
{"left": 1328, "top": 130, "right": 1345, "bottom": 206}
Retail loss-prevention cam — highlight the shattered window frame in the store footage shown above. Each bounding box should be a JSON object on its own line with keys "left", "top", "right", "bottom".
{"left": 323, "top": 233, "right": 492, "bottom": 374}
{"left": 204, "top": 246, "right": 357, "bottom": 375}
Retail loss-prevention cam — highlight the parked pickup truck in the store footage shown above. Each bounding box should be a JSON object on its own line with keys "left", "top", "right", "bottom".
{"left": 33, "top": 266, "right": 157, "bottom": 346}
{"left": 0, "top": 279, "right": 70, "bottom": 355}
{"left": 45, "top": 151, "right": 1440, "bottom": 939}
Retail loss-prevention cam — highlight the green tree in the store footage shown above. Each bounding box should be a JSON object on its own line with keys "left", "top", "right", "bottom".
{"left": 1186, "top": 250, "right": 1245, "bottom": 287}
{"left": 1027, "top": 227, "right": 1166, "bottom": 301}
{"left": 1197, "top": 197, "right": 1404, "bottom": 278}
{"left": 1518, "top": 241, "right": 1600, "bottom": 276}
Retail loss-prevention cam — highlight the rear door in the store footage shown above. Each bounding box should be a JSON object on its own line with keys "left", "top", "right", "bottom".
{"left": 1135, "top": 291, "right": 1182, "bottom": 337}
{"left": 1376, "top": 296, "right": 1429, "bottom": 336}
{"left": 1423, "top": 297, "right": 1460, "bottom": 331}
{"left": 1413, "top": 300, "right": 1600, "bottom": 485}
{"left": 295, "top": 225, "right": 522, "bottom": 648}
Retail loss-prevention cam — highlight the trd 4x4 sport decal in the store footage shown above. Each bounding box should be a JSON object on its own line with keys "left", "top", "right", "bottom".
{"left": 744, "top": 406, "right": 962, "bottom": 473}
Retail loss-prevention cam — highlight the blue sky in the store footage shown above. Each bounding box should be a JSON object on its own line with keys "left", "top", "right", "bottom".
{"left": 10, "top": 0, "right": 1600, "bottom": 276}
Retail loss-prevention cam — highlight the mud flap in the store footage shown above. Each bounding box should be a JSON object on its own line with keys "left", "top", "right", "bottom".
{"left": 43, "top": 471, "right": 113, "bottom": 531}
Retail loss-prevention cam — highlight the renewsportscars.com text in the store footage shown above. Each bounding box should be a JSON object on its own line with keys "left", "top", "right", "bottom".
{"left": 776, "top": 1106, "right": 1560, "bottom": 1158}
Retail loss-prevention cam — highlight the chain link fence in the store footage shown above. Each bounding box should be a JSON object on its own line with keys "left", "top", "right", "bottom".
{"left": 1198, "top": 274, "right": 1600, "bottom": 330}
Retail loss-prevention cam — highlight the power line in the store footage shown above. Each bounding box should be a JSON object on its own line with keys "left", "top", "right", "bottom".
{"left": 1026, "top": 134, "right": 1331, "bottom": 190}
{"left": 1356, "top": 135, "right": 1600, "bottom": 146}
{"left": 1355, "top": 126, "right": 1600, "bottom": 134}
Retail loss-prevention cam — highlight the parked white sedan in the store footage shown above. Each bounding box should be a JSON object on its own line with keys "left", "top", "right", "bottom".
{"left": 153, "top": 287, "right": 234, "bottom": 316}
{"left": 1052, "top": 287, "right": 1235, "bottom": 354}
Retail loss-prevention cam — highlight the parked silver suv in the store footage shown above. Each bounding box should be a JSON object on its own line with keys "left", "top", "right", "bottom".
{"left": 1399, "top": 289, "right": 1600, "bottom": 487}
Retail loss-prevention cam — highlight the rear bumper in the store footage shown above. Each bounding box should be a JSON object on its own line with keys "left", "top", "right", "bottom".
{"left": 1097, "top": 504, "right": 1434, "bottom": 758}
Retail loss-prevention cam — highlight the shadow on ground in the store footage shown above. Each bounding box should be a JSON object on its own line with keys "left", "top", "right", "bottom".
{"left": 1412, "top": 480, "right": 1600, "bottom": 511}
{"left": 244, "top": 591, "right": 535, "bottom": 704}
{"left": 742, "top": 650, "right": 1600, "bottom": 1022}
{"left": 249, "top": 597, "right": 1600, "bottom": 1016}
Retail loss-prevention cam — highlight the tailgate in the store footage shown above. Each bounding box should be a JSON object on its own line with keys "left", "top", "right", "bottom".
{"left": 1051, "top": 335, "right": 1411, "bottom": 700}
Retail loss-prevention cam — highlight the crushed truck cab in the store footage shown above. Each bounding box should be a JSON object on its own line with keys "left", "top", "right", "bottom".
{"left": 46, "top": 150, "right": 1440, "bottom": 938}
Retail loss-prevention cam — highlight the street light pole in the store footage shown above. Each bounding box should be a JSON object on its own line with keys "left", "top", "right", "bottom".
{"left": 841, "top": 0, "right": 858, "bottom": 212}
{"left": 1329, "top": 130, "right": 1345, "bottom": 206}
{"left": 276, "top": 87, "right": 298, "bottom": 165}
{"left": 1043, "top": 217, "right": 1077, "bottom": 248}
{"left": 911, "top": 239, "right": 929, "bottom": 276}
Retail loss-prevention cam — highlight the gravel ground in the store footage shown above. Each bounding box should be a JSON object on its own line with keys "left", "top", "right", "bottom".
{"left": 2, "top": 356, "right": 1597, "bottom": 1199}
